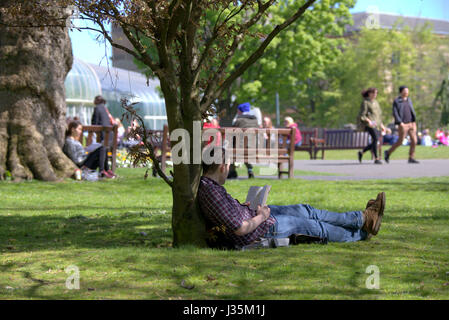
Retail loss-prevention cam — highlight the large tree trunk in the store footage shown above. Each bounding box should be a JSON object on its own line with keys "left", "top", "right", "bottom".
{"left": 0, "top": 3, "right": 76, "bottom": 181}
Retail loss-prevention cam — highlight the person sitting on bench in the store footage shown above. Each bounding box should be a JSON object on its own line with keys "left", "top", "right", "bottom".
{"left": 63, "top": 120, "right": 115, "bottom": 179}
{"left": 198, "top": 148, "right": 386, "bottom": 248}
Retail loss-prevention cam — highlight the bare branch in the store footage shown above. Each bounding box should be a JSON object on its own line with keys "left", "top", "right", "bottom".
{"left": 121, "top": 99, "right": 173, "bottom": 187}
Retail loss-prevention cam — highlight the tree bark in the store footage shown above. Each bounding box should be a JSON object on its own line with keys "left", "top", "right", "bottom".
{"left": 159, "top": 76, "right": 208, "bottom": 247}
{"left": 0, "top": 3, "right": 76, "bottom": 181}
{"left": 171, "top": 163, "right": 207, "bottom": 247}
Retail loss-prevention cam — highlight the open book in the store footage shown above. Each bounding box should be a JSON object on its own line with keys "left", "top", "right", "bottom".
{"left": 245, "top": 185, "right": 271, "bottom": 210}
{"left": 85, "top": 142, "right": 102, "bottom": 154}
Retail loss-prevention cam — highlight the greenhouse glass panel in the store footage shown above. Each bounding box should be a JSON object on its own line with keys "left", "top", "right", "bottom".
{"left": 65, "top": 58, "right": 166, "bottom": 129}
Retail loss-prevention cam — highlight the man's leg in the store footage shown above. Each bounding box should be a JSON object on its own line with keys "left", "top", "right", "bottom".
{"left": 387, "top": 124, "right": 407, "bottom": 157}
{"left": 268, "top": 204, "right": 363, "bottom": 230}
{"left": 408, "top": 122, "right": 417, "bottom": 159}
{"left": 245, "top": 163, "right": 254, "bottom": 178}
{"left": 98, "top": 146, "right": 108, "bottom": 171}
{"left": 269, "top": 214, "right": 368, "bottom": 242}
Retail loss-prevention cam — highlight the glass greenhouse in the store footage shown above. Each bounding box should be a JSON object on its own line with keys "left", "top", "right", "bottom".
{"left": 65, "top": 58, "right": 167, "bottom": 130}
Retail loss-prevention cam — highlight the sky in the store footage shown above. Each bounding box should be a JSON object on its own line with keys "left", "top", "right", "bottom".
{"left": 69, "top": 0, "right": 449, "bottom": 67}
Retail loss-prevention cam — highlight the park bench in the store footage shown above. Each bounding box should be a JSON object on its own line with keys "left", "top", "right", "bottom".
{"left": 144, "top": 124, "right": 171, "bottom": 175}
{"left": 295, "top": 128, "right": 319, "bottom": 159}
{"left": 313, "top": 129, "right": 383, "bottom": 160}
{"left": 214, "top": 127, "right": 296, "bottom": 179}
{"left": 148, "top": 125, "right": 296, "bottom": 178}
{"left": 79, "top": 125, "right": 118, "bottom": 172}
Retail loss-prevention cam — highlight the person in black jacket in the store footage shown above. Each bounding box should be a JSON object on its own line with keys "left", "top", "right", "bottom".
{"left": 384, "top": 86, "right": 419, "bottom": 164}
{"left": 91, "top": 95, "right": 115, "bottom": 142}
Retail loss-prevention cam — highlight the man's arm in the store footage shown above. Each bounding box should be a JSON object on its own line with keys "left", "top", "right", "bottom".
{"left": 392, "top": 99, "right": 402, "bottom": 125}
{"left": 234, "top": 205, "right": 270, "bottom": 236}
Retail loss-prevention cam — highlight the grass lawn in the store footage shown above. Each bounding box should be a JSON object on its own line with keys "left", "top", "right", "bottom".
{"left": 1, "top": 168, "right": 448, "bottom": 300}
{"left": 294, "top": 145, "right": 449, "bottom": 160}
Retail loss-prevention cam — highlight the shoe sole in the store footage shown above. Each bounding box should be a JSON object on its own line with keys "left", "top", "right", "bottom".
{"left": 372, "top": 192, "right": 385, "bottom": 235}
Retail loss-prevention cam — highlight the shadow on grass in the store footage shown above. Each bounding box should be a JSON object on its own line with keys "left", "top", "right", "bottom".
{"left": 0, "top": 205, "right": 154, "bottom": 212}
{"left": 0, "top": 209, "right": 173, "bottom": 252}
{"left": 376, "top": 180, "right": 449, "bottom": 193}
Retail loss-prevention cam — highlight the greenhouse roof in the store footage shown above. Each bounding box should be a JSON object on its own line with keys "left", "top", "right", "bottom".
{"left": 88, "top": 62, "right": 164, "bottom": 106}
{"left": 65, "top": 58, "right": 165, "bottom": 107}
{"left": 65, "top": 58, "right": 102, "bottom": 105}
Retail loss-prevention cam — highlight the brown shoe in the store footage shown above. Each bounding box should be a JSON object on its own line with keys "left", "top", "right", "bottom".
{"left": 362, "top": 192, "right": 386, "bottom": 236}
{"left": 366, "top": 199, "right": 375, "bottom": 209}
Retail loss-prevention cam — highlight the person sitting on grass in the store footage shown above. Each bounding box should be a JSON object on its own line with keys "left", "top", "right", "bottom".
{"left": 198, "top": 148, "right": 386, "bottom": 248}
{"left": 63, "top": 120, "right": 115, "bottom": 179}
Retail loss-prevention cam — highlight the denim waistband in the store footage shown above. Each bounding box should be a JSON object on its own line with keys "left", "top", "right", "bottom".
{"left": 265, "top": 215, "right": 277, "bottom": 237}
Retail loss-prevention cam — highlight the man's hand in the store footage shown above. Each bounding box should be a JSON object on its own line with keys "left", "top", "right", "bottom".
{"left": 234, "top": 205, "right": 271, "bottom": 236}
{"left": 256, "top": 205, "right": 270, "bottom": 221}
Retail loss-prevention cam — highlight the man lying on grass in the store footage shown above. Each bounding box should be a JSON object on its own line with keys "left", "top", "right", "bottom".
{"left": 198, "top": 149, "right": 385, "bottom": 248}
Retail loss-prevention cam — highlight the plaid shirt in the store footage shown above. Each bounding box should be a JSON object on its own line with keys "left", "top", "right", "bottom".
{"left": 198, "top": 176, "right": 275, "bottom": 247}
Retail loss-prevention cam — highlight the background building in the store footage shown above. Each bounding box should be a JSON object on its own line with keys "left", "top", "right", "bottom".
{"left": 347, "top": 12, "right": 449, "bottom": 36}
{"left": 65, "top": 58, "right": 167, "bottom": 130}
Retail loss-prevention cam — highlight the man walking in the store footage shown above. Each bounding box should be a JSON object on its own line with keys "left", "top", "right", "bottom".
{"left": 384, "top": 86, "right": 419, "bottom": 164}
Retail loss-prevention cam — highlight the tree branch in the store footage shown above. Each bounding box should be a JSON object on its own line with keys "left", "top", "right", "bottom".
{"left": 201, "top": 0, "right": 317, "bottom": 111}
{"left": 199, "top": 0, "right": 276, "bottom": 109}
{"left": 192, "top": 0, "right": 250, "bottom": 82}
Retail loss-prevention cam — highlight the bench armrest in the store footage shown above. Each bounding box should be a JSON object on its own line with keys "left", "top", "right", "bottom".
{"left": 310, "top": 138, "right": 325, "bottom": 146}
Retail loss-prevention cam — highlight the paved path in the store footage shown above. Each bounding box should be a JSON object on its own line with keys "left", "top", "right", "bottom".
{"left": 292, "top": 159, "right": 449, "bottom": 180}
{"left": 249, "top": 159, "right": 449, "bottom": 180}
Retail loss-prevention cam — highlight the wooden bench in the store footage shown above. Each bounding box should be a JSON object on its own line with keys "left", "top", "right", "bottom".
{"left": 313, "top": 129, "right": 383, "bottom": 160}
{"left": 143, "top": 125, "right": 171, "bottom": 174}
{"left": 148, "top": 125, "right": 296, "bottom": 178}
{"left": 295, "top": 128, "right": 319, "bottom": 159}
{"left": 79, "top": 125, "right": 118, "bottom": 172}
{"left": 213, "top": 127, "right": 296, "bottom": 178}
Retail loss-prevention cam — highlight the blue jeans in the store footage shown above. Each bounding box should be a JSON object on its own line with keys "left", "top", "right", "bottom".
{"left": 265, "top": 204, "right": 367, "bottom": 242}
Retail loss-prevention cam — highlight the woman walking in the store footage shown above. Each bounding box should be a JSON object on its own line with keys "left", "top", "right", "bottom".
{"left": 357, "top": 88, "right": 385, "bottom": 164}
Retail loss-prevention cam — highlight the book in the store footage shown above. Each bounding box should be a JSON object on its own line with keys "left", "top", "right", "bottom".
{"left": 85, "top": 142, "right": 102, "bottom": 154}
{"left": 245, "top": 185, "right": 271, "bottom": 210}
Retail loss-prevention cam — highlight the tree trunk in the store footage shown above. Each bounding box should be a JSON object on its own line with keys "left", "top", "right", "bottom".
{"left": 171, "top": 163, "right": 208, "bottom": 248}
{"left": 0, "top": 4, "right": 76, "bottom": 181}
{"left": 159, "top": 78, "right": 208, "bottom": 247}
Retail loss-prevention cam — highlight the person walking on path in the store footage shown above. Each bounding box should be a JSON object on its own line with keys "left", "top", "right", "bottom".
{"left": 357, "top": 87, "right": 385, "bottom": 164}
{"left": 384, "top": 86, "right": 419, "bottom": 164}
